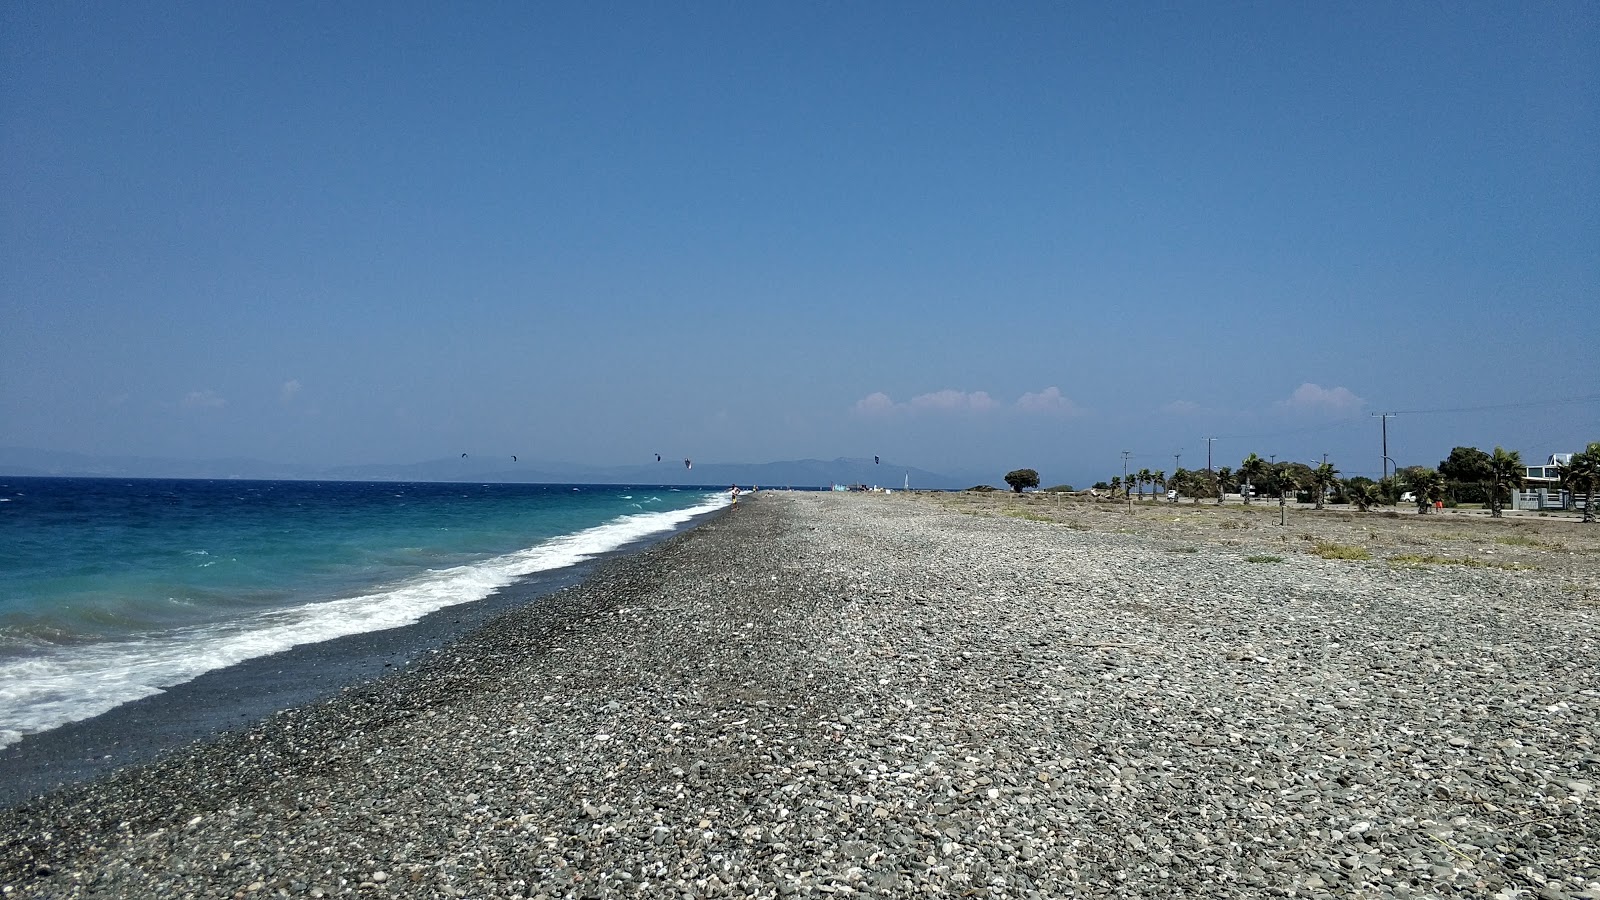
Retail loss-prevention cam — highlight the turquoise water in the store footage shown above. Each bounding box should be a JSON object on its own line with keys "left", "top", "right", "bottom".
{"left": 0, "top": 478, "right": 725, "bottom": 747}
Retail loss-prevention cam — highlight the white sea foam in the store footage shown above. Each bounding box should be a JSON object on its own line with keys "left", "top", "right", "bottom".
{"left": 0, "top": 494, "right": 726, "bottom": 749}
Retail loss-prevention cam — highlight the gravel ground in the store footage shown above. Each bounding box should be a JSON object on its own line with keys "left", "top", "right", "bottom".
{"left": 2, "top": 491, "right": 1596, "bottom": 899}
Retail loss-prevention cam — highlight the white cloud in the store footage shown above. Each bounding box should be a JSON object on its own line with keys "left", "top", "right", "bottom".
{"left": 183, "top": 390, "right": 225, "bottom": 409}
{"left": 1275, "top": 383, "right": 1364, "bottom": 415}
{"left": 909, "top": 389, "right": 997, "bottom": 412}
{"left": 853, "top": 389, "right": 998, "bottom": 416}
{"left": 281, "top": 379, "right": 302, "bottom": 403}
{"left": 1015, "top": 386, "right": 1082, "bottom": 415}
{"left": 853, "top": 392, "right": 896, "bottom": 415}
{"left": 1162, "top": 399, "right": 1204, "bottom": 415}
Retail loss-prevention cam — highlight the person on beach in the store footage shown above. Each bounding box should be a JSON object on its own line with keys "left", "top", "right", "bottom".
{"left": 730, "top": 485, "right": 740, "bottom": 504}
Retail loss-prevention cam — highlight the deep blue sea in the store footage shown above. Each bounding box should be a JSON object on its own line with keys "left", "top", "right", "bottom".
{"left": 0, "top": 477, "right": 726, "bottom": 749}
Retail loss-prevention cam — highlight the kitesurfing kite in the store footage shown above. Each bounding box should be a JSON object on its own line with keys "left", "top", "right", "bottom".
{"left": 461, "top": 453, "right": 468, "bottom": 458}
{"left": 874, "top": 455, "right": 880, "bottom": 464}
{"left": 655, "top": 453, "right": 661, "bottom": 462}
{"left": 684, "top": 458, "right": 692, "bottom": 470}
{"left": 512, "top": 455, "right": 517, "bottom": 462}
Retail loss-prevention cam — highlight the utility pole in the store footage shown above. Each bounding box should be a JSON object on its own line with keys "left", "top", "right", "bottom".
{"left": 1121, "top": 450, "right": 1132, "bottom": 513}
{"left": 1371, "top": 412, "right": 1397, "bottom": 483}
{"left": 1172, "top": 451, "right": 1181, "bottom": 503}
{"left": 1206, "top": 436, "right": 1221, "bottom": 504}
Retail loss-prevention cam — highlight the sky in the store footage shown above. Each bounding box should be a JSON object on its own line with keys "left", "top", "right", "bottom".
{"left": 3, "top": 2, "right": 1597, "bottom": 487}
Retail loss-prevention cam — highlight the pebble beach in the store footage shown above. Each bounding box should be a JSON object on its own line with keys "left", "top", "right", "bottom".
{"left": 2, "top": 490, "right": 1597, "bottom": 899}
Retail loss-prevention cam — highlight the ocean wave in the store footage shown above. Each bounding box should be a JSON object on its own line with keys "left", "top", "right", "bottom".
{"left": 0, "top": 493, "right": 726, "bottom": 749}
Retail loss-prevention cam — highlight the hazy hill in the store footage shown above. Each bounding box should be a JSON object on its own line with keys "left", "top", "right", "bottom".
{"left": 0, "top": 448, "right": 976, "bottom": 490}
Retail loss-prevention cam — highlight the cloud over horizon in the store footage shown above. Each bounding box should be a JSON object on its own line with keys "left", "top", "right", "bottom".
{"left": 854, "top": 387, "right": 1081, "bottom": 417}
{"left": 1274, "top": 383, "right": 1365, "bottom": 416}
{"left": 1015, "top": 387, "right": 1083, "bottom": 415}
{"left": 182, "top": 390, "right": 226, "bottom": 410}
{"left": 1161, "top": 399, "right": 1205, "bottom": 416}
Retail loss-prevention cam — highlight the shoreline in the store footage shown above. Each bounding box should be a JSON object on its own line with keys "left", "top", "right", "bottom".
{"left": 0, "top": 502, "right": 727, "bottom": 809}
{"left": 3, "top": 492, "right": 1596, "bottom": 898}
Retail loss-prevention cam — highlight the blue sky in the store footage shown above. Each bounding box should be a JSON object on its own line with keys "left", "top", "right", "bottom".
{"left": 4, "top": 2, "right": 1596, "bottom": 486}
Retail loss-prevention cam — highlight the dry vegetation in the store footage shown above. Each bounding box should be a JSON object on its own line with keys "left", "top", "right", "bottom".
{"left": 893, "top": 489, "right": 1600, "bottom": 594}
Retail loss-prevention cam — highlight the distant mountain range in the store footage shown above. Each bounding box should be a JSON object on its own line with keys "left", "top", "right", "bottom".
{"left": 0, "top": 447, "right": 980, "bottom": 490}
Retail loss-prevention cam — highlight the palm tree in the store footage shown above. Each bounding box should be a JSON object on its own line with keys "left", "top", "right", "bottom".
{"left": 1152, "top": 470, "right": 1166, "bottom": 501}
{"left": 1485, "top": 446, "right": 1525, "bottom": 518}
{"left": 1136, "top": 468, "right": 1152, "bottom": 501}
{"left": 1558, "top": 442, "right": 1600, "bottom": 524}
{"left": 1273, "top": 462, "right": 1303, "bottom": 501}
{"left": 1345, "top": 480, "right": 1382, "bottom": 512}
{"left": 1214, "top": 466, "right": 1234, "bottom": 505}
{"left": 1407, "top": 468, "right": 1448, "bottom": 514}
{"left": 1310, "top": 462, "right": 1339, "bottom": 511}
{"left": 1110, "top": 475, "right": 1123, "bottom": 499}
{"left": 1238, "top": 454, "right": 1267, "bottom": 506}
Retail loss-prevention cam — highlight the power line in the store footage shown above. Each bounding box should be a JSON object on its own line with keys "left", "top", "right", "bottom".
{"left": 1212, "top": 420, "right": 1360, "bottom": 442}
{"left": 1392, "top": 394, "right": 1600, "bottom": 416}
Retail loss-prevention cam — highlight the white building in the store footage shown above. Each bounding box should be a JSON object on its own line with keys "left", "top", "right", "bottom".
{"left": 1511, "top": 453, "right": 1577, "bottom": 511}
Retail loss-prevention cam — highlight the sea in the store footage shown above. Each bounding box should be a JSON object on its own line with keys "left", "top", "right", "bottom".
{"left": 0, "top": 477, "right": 727, "bottom": 750}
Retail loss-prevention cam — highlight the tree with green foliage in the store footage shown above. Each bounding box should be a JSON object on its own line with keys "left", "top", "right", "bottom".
{"left": 1214, "top": 466, "right": 1234, "bottom": 505}
{"left": 1438, "top": 446, "right": 1492, "bottom": 484}
{"left": 1310, "top": 462, "right": 1339, "bottom": 510}
{"left": 1406, "top": 468, "right": 1448, "bottom": 513}
{"left": 1136, "top": 468, "right": 1152, "bottom": 501}
{"left": 1338, "top": 475, "right": 1375, "bottom": 507}
{"left": 1275, "top": 462, "right": 1314, "bottom": 503}
{"left": 1485, "top": 446, "right": 1524, "bottom": 518}
{"left": 1344, "top": 479, "right": 1382, "bottom": 512}
{"left": 1438, "top": 446, "right": 1493, "bottom": 504}
{"left": 1004, "top": 468, "right": 1040, "bottom": 493}
{"left": 1558, "top": 442, "right": 1600, "bottom": 524}
{"left": 1238, "top": 454, "right": 1268, "bottom": 505}
{"left": 1169, "top": 467, "right": 1191, "bottom": 502}
{"left": 1109, "top": 476, "right": 1122, "bottom": 498}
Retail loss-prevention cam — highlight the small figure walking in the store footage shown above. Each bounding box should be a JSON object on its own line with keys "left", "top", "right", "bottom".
{"left": 730, "top": 484, "right": 740, "bottom": 504}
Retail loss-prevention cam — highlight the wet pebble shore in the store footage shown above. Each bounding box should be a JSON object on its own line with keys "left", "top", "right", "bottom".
{"left": 2, "top": 491, "right": 1597, "bottom": 899}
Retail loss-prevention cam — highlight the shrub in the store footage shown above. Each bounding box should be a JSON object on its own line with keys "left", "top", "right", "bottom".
{"left": 1245, "top": 554, "right": 1285, "bottom": 563}
{"left": 1390, "top": 554, "right": 1530, "bottom": 570}
{"left": 1311, "top": 542, "right": 1371, "bottom": 560}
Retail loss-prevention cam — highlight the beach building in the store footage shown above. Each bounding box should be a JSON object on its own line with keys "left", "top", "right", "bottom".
{"left": 1510, "top": 452, "right": 1580, "bottom": 511}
